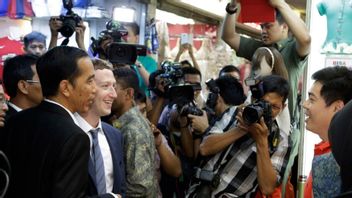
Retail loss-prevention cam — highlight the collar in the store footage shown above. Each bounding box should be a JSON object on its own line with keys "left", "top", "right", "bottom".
{"left": 74, "top": 113, "right": 103, "bottom": 134}
{"left": 274, "top": 37, "right": 293, "bottom": 51}
{"left": 7, "top": 102, "right": 22, "bottom": 112}
{"left": 314, "top": 141, "right": 331, "bottom": 155}
{"left": 44, "top": 98, "right": 79, "bottom": 125}
{"left": 114, "top": 106, "right": 140, "bottom": 129}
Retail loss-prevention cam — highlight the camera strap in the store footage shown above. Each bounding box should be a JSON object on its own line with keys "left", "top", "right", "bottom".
{"left": 197, "top": 107, "right": 240, "bottom": 172}
{"left": 61, "top": 38, "right": 70, "bottom": 46}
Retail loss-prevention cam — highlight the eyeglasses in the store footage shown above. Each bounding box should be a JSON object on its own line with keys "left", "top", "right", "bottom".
{"left": 25, "top": 80, "right": 40, "bottom": 84}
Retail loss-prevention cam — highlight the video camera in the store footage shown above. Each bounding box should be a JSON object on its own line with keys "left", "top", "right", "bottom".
{"left": 59, "top": 0, "right": 82, "bottom": 39}
{"left": 242, "top": 77, "right": 273, "bottom": 132}
{"left": 91, "top": 20, "right": 147, "bottom": 65}
{"left": 158, "top": 61, "right": 203, "bottom": 118}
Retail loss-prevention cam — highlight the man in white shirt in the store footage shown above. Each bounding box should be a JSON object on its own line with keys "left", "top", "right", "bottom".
{"left": 75, "top": 58, "right": 125, "bottom": 198}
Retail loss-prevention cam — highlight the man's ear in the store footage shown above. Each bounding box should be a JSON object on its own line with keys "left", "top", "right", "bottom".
{"left": 17, "top": 80, "right": 29, "bottom": 95}
{"left": 281, "top": 23, "right": 289, "bottom": 34}
{"left": 125, "top": 87, "right": 134, "bottom": 100}
{"left": 333, "top": 100, "right": 345, "bottom": 112}
{"left": 135, "top": 35, "right": 140, "bottom": 43}
{"left": 59, "top": 80, "right": 72, "bottom": 97}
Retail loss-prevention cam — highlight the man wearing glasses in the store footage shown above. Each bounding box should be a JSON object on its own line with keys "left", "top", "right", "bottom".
{"left": 2, "top": 54, "right": 43, "bottom": 120}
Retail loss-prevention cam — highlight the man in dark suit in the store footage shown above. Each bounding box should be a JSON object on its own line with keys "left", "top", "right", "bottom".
{"left": 3, "top": 46, "right": 97, "bottom": 198}
{"left": 75, "top": 59, "right": 125, "bottom": 198}
{"left": 2, "top": 54, "right": 43, "bottom": 120}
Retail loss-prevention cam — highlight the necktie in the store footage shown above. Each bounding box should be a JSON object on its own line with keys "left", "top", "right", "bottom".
{"left": 90, "top": 128, "right": 106, "bottom": 194}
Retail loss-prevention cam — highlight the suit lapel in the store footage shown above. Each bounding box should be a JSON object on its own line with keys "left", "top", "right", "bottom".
{"left": 88, "top": 156, "right": 96, "bottom": 188}
{"left": 102, "top": 124, "right": 120, "bottom": 192}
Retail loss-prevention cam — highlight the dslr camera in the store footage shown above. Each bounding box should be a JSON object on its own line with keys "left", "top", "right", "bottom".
{"left": 91, "top": 20, "right": 147, "bottom": 65}
{"left": 242, "top": 78, "right": 273, "bottom": 132}
{"left": 59, "top": 0, "right": 82, "bottom": 38}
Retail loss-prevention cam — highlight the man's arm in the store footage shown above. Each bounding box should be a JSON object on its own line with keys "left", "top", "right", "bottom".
{"left": 123, "top": 125, "right": 157, "bottom": 197}
{"left": 53, "top": 132, "right": 90, "bottom": 198}
{"left": 154, "top": 132, "right": 182, "bottom": 177}
{"left": 135, "top": 61, "right": 150, "bottom": 87}
{"left": 75, "top": 21, "right": 86, "bottom": 51}
{"left": 237, "top": 116, "right": 277, "bottom": 195}
{"left": 221, "top": 0, "right": 241, "bottom": 52}
{"left": 199, "top": 127, "right": 246, "bottom": 156}
{"left": 270, "top": 0, "right": 311, "bottom": 57}
{"left": 188, "top": 45, "right": 200, "bottom": 71}
{"left": 48, "top": 17, "right": 62, "bottom": 50}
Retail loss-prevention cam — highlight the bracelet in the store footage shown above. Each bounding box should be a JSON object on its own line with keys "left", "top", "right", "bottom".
{"left": 226, "top": 3, "right": 238, "bottom": 15}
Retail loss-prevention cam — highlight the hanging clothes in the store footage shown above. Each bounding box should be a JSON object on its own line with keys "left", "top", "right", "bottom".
{"left": 0, "top": 0, "right": 10, "bottom": 16}
{"left": 8, "top": 0, "right": 34, "bottom": 19}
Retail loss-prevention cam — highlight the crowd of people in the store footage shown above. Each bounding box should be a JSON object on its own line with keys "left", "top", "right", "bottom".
{"left": 0, "top": 0, "right": 352, "bottom": 198}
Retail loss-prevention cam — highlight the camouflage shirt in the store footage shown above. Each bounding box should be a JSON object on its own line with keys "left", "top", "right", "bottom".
{"left": 113, "top": 106, "right": 158, "bottom": 198}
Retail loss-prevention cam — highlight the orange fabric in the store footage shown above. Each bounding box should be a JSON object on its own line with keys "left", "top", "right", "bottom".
{"left": 304, "top": 141, "right": 331, "bottom": 198}
{"left": 304, "top": 173, "right": 313, "bottom": 198}
{"left": 255, "top": 179, "right": 295, "bottom": 198}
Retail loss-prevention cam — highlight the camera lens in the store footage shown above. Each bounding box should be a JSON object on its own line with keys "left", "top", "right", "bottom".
{"left": 242, "top": 105, "right": 263, "bottom": 125}
{"left": 59, "top": 18, "right": 76, "bottom": 37}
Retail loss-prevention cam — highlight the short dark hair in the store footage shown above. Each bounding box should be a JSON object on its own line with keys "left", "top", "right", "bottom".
{"left": 3, "top": 54, "right": 39, "bottom": 98}
{"left": 312, "top": 66, "right": 352, "bottom": 106}
{"left": 182, "top": 66, "right": 202, "bottom": 80}
{"left": 180, "top": 60, "right": 192, "bottom": 67}
{"left": 113, "top": 67, "right": 140, "bottom": 97}
{"left": 135, "top": 89, "right": 147, "bottom": 104}
{"left": 219, "top": 65, "right": 240, "bottom": 77}
{"left": 276, "top": 10, "right": 285, "bottom": 24}
{"left": 215, "top": 75, "right": 245, "bottom": 106}
{"left": 36, "top": 46, "right": 88, "bottom": 97}
{"left": 125, "top": 22, "right": 140, "bottom": 36}
{"left": 262, "top": 75, "right": 290, "bottom": 104}
{"left": 23, "top": 31, "right": 47, "bottom": 48}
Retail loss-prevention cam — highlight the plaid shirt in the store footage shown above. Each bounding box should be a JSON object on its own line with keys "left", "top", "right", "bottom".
{"left": 187, "top": 106, "right": 291, "bottom": 197}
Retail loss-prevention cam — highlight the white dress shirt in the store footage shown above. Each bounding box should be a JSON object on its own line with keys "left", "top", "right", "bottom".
{"left": 74, "top": 113, "right": 115, "bottom": 194}
{"left": 7, "top": 102, "right": 22, "bottom": 112}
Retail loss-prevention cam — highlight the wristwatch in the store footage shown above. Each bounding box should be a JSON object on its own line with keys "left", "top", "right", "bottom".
{"left": 226, "top": 3, "right": 238, "bottom": 15}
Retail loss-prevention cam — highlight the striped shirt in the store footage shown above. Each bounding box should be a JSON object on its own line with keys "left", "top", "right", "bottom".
{"left": 187, "top": 107, "right": 291, "bottom": 197}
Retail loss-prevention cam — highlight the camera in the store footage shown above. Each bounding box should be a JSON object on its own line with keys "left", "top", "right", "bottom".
{"left": 242, "top": 99, "right": 272, "bottom": 128}
{"left": 242, "top": 76, "right": 273, "bottom": 131}
{"left": 159, "top": 61, "right": 184, "bottom": 87}
{"left": 91, "top": 20, "right": 147, "bottom": 65}
{"left": 59, "top": 0, "right": 82, "bottom": 38}
{"left": 180, "top": 105, "right": 204, "bottom": 117}
{"left": 158, "top": 61, "right": 196, "bottom": 102}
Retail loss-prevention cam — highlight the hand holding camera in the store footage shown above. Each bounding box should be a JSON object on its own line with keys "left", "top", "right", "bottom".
{"left": 75, "top": 20, "right": 86, "bottom": 49}
{"left": 188, "top": 111, "right": 209, "bottom": 134}
{"left": 49, "top": 17, "right": 63, "bottom": 37}
{"left": 236, "top": 110, "right": 269, "bottom": 142}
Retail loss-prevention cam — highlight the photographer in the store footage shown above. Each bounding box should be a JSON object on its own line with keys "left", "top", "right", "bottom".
{"left": 187, "top": 75, "right": 291, "bottom": 197}
{"left": 48, "top": 1, "right": 86, "bottom": 50}
{"left": 48, "top": 16, "right": 86, "bottom": 50}
{"left": 187, "top": 76, "right": 246, "bottom": 157}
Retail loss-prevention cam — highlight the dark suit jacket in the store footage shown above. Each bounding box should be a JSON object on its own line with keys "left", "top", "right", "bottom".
{"left": 3, "top": 101, "right": 90, "bottom": 198}
{"left": 87, "top": 122, "right": 126, "bottom": 197}
{"left": 4, "top": 103, "right": 18, "bottom": 122}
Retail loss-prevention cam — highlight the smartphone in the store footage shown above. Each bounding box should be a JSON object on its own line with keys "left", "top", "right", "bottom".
{"left": 180, "top": 33, "right": 193, "bottom": 45}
